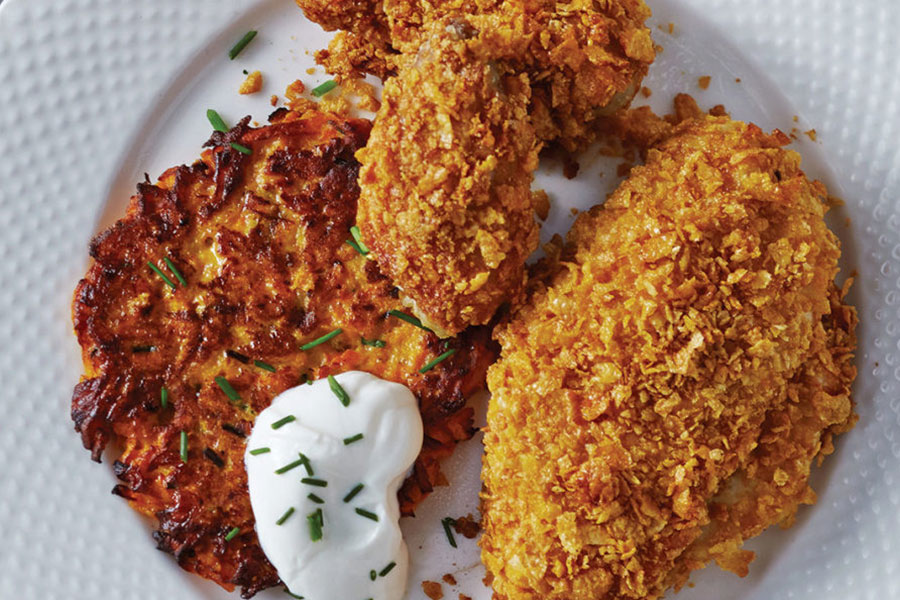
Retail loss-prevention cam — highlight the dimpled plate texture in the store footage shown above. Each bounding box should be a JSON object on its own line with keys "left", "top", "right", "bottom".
{"left": 0, "top": 0, "right": 898, "bottom": 599}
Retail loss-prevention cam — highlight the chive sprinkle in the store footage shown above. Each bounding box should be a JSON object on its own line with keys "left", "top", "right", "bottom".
{"left": 369, "top": 570, "right": 377, "bottom": 581}
{"left": 350, "top": 226, "right": 370, "bottom": 254}
{"left": 254, "top": 359, "right": 277, "bottom": 372}
{"left": 301, "top": 477, "right": 328, "bottom": 487}
{"left": 307, "top": 493, "right": 325, "bottom": 504}
{"left": 300, "top": 328, "right": 343, "bottom": 350}
{"left": 343, "top": 433, "right": 364, "bottom": 445}
{"left": 163, "top": 257, "right": 187, "bottom": 286}
{"left": 441, "top": 517, "right": 457, "bottom": 548}
{"left": 231, "top": 142, "right": 252, "bottom": 155}
{"left": 299, "top": 452, "right": 314, "bottom": 476}
{"left": 284, "top": 590, "right": 304, "bottom": 599}
{"left": 276, "top": 507, "right": 295, "bottom": 526}
{"left": 249, "top": 447, "right": 270, "bottom": 455}
{"left": 147, "top": 261, "right": 177, "bottom": 289}
{"left": 207, "top": 108, "right": 229, "bottom": 132}
{"left": 225, "top": 526, "right": 240, "bottom": 541}
{"left": 179, "top": 431, "right": 188, "bottom": 462}
{"left": 355, "top": 507, "right": 379, "bottom": 522}
{"left": 271, "top": 415, "right": 296, "bottom": 429}
{"left": 228, "top": 30, "right": 258, "bottom": 60}
{"left": 419, "top": 348, "right": 457, "bottom": 374}
{"left": 310, "top": 79, "right": 337, "bottom": 97}
{"left": 342, "top": 483, "right": 364, "bottom": 503}
{"left": 328, "top": 375, "right": 350, "bottom": 407}
{"left": 160, "top": 386, "right": 169, "bottom": 410}
{"left": 215, "top": 376, "right": 242, "bottom": 403}
{"left": 226, "top": 349, "right": 250, "bottom": 364}
{"left": 346, "top": 237, "right": 368, "bottom": 256}
{"left": 307, "top": 508, "right": 323, "bottom": 541}
{"left": 379, "top": 561, "right": 397, "bottom": 577}
{"left": 275, "top": 457, "right": 306, "bottom": 475}
{"left": 387, "top": 309, "right": 431, "bottom": 332}
{"left": 361, "top": 337, "right": 386, "bottom": 348}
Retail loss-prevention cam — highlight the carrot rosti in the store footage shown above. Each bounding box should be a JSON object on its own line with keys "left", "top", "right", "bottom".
{"left": 70, "top": 109, "right": 497, "bottom": 597}
{"left": 481, "top": 116, "right": 857, "bottom": 600}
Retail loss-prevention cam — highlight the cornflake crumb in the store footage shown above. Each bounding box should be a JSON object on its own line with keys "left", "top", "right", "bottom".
{"left": 805, "top": 129, "right": 817, "bottom": 141}
{"left": 270, "top": 95, "right": 279, "bottom": 106}
{"left": 708, "top": 104, "right": 728, "bottom": 117}
{"left": 735, "top": 77, "right": 742, "bottom": 83}
{"left": 306, "top": 67, "right": 316, "bottom": 75}
{"left": 422, "top": 580, "right": 444, "bottom": 600}
{"left": 697, "top": 75, "right": 711, "bottom": 90}
{"left": 641, "top": 86, "right": 652, "bottom": 98}
{"left": 239, "top": 70, "right": 263, "bottom": 95}
{"left": 453, "top": 514, "right": 481, "bottom": 539}
{"left": 442, "top": 574, "right": 457, "bottom": 586}
{"left": 532, "top": 189, "right": 550, "bottom": 221}
{"left": 459, "top": 595, "right": 472, "bottom": 600}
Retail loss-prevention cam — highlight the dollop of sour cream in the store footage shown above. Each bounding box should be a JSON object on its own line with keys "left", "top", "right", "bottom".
{"left": 244, "top": 371, "right": 423, "bottom": 600}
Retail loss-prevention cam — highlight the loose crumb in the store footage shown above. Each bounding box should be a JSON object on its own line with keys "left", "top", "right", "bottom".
{"left": 570, "top": 207, "right": 579, "bottom": 216}
{"left": 306, "top": 67, "right": 316, "bottom": 75}
{"left": 422, "top": 581, "right": 444, "bottom": 600}
{"left": 270, "top": 95, "right": 279, "bottom": 106}
{"left": 805, "top": 128, "right": 817, "bottom": 141}
{"left": 459, "top": 595, "right": 472, "bottom": 600}
{"left": 442, "top": 574, "right": 457, "bottom": 586}
{"left": 239, "top": 70, "right": 263, "bottom": 95}
{"left": 735, "top": 77, "right": 742, "bottom": 83}
{"left": 793, "top": 115, "right": 799, "bottom": 122}
{"left": 697, "top": 75, "right": 711, "bottom": 90}
{"left": 641, "top": 86, "right": 652, "bottom": 98}
{"left": 708, "top": 104, "right": 728, "bottom": 117}
{"left": 532, "top": 189, "right": 550, "bottom": 221}
{"left": 452, "top": 514, "right": 481, "bottom": 539}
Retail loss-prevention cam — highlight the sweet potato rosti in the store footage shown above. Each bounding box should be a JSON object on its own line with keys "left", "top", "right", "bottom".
{"left": 481, "top": 116, "right": 857, "bottom": 600}
{"left": 71, "top": 110, "right": 496, "bottom": 597}
{"left": 356, "top": 14, "right": 540, "bottom": 337}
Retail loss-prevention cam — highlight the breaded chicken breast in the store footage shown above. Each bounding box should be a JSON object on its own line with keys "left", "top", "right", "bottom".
{"left": 356, "top": 15, "right": 540, "bottom": 337}
{"left": 481, "top": 116, "right": 857, "bottom": 600}
{"left": 71, "top": 109, "right": 497, "bottom": 597}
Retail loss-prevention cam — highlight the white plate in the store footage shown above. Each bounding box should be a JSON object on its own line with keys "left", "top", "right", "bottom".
{"left": 1, "top": 0, "right": 898, "bottom": 599}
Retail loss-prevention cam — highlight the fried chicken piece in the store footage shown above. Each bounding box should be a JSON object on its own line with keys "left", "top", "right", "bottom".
{"left": 71, "top": 109, "right": 497, "bottom": 597}
{"left": 481, "top": 116, "right": 857, "bottom": 600}
{"left": 355, "top": 15, "right": 540, "bottom": 336}
{"left": 296, "top": 0, "right": 655, "bottom": 150}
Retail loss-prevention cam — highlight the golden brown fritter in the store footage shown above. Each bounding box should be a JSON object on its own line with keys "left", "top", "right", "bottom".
{"left": 71, "top": 110, "right": 497, "bottom": 598}
{"left": 481, "top": 116, "right": 857, "bottom": 600}
{"left": 296, "top": 0, "right": 655, "bottom": 150}
{"left": 356, "top": 15, "right": 540, "bottom": 337}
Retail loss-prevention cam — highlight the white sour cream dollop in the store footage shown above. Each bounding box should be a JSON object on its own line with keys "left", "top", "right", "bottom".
{"left": 244, "top": 371, "right": 423, "bottom": 600}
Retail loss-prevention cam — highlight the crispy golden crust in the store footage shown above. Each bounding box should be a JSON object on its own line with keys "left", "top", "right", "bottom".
{"left": 356, "top": 16, "right": 540, "bottom": 337}
{"left": 481, "top": 116, "right": 857, "bottom": 600}
{"left": 71, "top": 110, "right": 496, "bottom": 597}
{"left": 296, "top": 0, "right": 655, "bottom": 150}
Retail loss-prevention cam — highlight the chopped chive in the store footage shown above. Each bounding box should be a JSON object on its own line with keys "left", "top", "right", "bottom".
{"left": 225, "top": 526, "right": 240, "bottom": 541}
{"left": 310, "top": 79, "right": 337, "bottom": 97}
{"left": 346, "top": 237, "right": 368, "bottom": 256}
{"left": 284, "top": 590, "right": 304, "bottom": 599}
{"left": 214, "top": 376, "right": 242, "bottom": 403}
{"left": 226, "top": 349, "right": 250, "bottom": 364}
{"left": 369, "top": 570, "right": 377, "bottom": 581}
{"left": 307, "top": 493, "right": 325, "bottom": 504}
{"left": 343, "top": 433, "right": 364, "bottom": 445}
{"left": 299, "top": 452, "right": 314, "bottom": 476}
{"left": 207, "top": 109, "right": 229, "bottom": 132}
{"left": 343, "top": 483, "right": 364, "bottom": 503}
{"left": 441, "top": 517, "right": 457, "bottom": 548}
{"left": 327, "top": 375, "right": 350, "bottom": 407}
{"left": 132, "top": 345, "right": 156, "bottom": 353}
{"left": 179, "top": 431, "right": 188, "bottom": 462}
{"left": 163, "top": 257, "right": 187, "bottom": 286}
{"left": 222, "top": 423, "right": 246, "bottom": 437}
{"left": 387, "top": 309, "right": 431, "bottom": 332}
{"left": 307, "top": 508, "right": 323, "bottom": 541}
{"left": 147, "top": 261, "right": 177, "bottom": 289}
{"left": 249, "top": 447, "right": 270, "bottom": 455}
{"left": 361, "top": 337, "right": 386, "bottom": 348}
{"left": 276, "top": 507, "right": 295, "bottom": 526}
{"left": 301, "top": 477, "right": 328, "bottom": 487}
{"left": 300, "top": 328, "right": 343, "bottom": 350}
{"left": 350, "top": 226, "right": 370, "bottom": 254}
{"left": 419, "top": 349, "right": 457, "bottom": 374}
{"left": 254, "top": 359, "right": 277, "bottom": 372}
{"left": 355, "top": 507, "right": 379, "bottom": 522}
{"left": 160, "top": 386, "right": 169, "bottom": 410}
{"left": 230, "top": 142, "right": 252, "bottom": 155}
{"left": 271, "top": 415, "right": 296, "bottom": 429}
{"left": 379, "top": 561, "right": 397, "bottom": 577}
{"left": 204, "top": 447, "right": 225, "bottom": 468}
{"left": 275, "top": 457, "right": 306, "bottom": 474}
{"left": 228, "top": 30, "right": 258, "bottom": 60}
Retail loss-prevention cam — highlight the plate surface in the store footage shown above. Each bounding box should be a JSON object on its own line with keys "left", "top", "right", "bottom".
{"left": 1, "top": 0, "right": 898, "bottom": 599}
